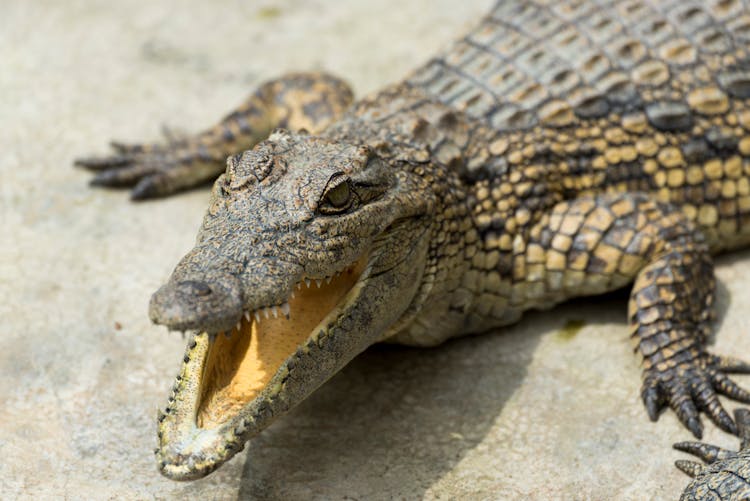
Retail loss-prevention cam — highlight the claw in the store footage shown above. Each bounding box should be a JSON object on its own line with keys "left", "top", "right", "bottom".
{"left": 90, "top": 164, "right": 155, "bottom": 188}
{"left": 694, "top": 378, "right": 738, "bottom": 435}
{"left": 75, "top": 155, "right": 132, "bottom": 170}
{"left": 674, "top": 459, "right": 704, "bottom": 478}
{"left": 714, "top": 407, "right": 738, "bottom": 435}
{"left": 712, "top": 371, "right": 750, "bottom": 404}
{"left": 686, "top": 416, "right": 703, "bottom": 439}
{"left": 736, "top": 409, "right": 750, "bottom": 449}
{"left": 673, "top": 441, "right": 735, "bottom": 463}
{"left": 643, "top": 385, "right": 661, "bottom": 421}
{"left": 131, "top": 176, "right": 163, "bottom": 200}
{"left": 709, "top": 354, "right": 750, "bottom": 374}
{"left": 666, "top": 382, "right": 704, "bottom": 438}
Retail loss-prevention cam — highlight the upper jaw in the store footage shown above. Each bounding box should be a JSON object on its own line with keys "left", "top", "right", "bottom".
{"left": 149, "top": 258, "right": 305, "bottom": 334}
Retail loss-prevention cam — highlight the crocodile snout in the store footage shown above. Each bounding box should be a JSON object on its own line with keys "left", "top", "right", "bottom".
{"left": 149, "top": 273, "right": 243, "bottom": 333}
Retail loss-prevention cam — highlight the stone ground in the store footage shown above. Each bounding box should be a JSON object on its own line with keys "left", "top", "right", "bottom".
{"left": 3, "top": 0, "right": 750, "bottom": 499}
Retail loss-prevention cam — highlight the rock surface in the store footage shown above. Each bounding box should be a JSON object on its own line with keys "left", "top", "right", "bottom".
{"left": 3, "top": 1, "right": 750, "bottom": 499}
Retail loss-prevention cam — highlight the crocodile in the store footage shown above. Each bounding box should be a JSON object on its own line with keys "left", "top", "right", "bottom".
{"left": 675, "top": 408, "right": 750, "bottom": 500}
{"left": 76, "top": 0, "right": 750, "bottom": 485}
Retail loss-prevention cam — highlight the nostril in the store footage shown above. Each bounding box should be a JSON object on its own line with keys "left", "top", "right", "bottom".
{"left": 179, "top": 280, "right": 213, "bottom": 297}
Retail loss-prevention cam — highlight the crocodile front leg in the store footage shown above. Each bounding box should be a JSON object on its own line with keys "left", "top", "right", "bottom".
{"left": 75, "top": 72, "right": 353, "bottom": 199}
{"left": 506, "top": 193, "right": 750, "bottom": 437}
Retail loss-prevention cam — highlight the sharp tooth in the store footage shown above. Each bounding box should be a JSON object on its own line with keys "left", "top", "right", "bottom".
{"left": 263, "top": 308, "right": 269, "bottom": 319}
{"left": 290, "top": 291, "right": 296, "bottom": 299}
{"left": 271, "top": 306, "right": 278, "bottom": 318}
{"left": 254, "top": 311, "right": 261, "bottom": 323}
{"left": 315, "top": 279, "right": 322, "bottom": 288}
{"left": 281, "top": 302, "right": 290, "bottom": 318}
{"left": 305, "top": 278, "right": 311, "bottom": 288}
{"left": 244, "top": 311, "right": 251, "bottom": 322}
{"left": 236, "top": 321, "right": 242, "bottom": 331}
{"left": 297, "top": 282, "right": 302, "bottom": 290}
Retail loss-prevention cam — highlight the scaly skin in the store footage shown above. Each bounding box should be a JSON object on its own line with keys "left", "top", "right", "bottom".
{"left": 675, "top": 409, "right": 750, "bottom": 500}
{"left": 77, "top": 0, "right": 750, "bottom": 484}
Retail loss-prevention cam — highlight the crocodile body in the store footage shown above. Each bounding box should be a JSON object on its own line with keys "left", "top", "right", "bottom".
{"left": 77, "top": 0, "right": 750, "bottom": 490}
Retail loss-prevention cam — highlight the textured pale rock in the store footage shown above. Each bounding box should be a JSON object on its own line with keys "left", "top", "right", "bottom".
{"left": 2, "top": 1, "right": 749, "bottom": 499}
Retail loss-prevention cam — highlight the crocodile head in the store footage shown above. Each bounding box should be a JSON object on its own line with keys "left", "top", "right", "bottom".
{"left": 149, "top": 129, "right": 435, "bottom": 480}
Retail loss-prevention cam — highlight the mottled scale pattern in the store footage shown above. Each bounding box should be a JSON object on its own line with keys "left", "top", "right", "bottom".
{"left": 410, "top": 0, "right": 749, "bottom": 126}
{"left": 408, "top": 0, "right": 750, "bottom": 254}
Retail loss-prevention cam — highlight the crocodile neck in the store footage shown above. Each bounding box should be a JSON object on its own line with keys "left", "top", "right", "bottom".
{"left": 320, "top": 84, "right": 565, "bottom": 345}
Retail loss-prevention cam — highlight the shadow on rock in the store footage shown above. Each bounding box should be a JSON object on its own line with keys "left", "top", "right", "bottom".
{"left": 237, "top": 324, "right": 540, "bottom": 500}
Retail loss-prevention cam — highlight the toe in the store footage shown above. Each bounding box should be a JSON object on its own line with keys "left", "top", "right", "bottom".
{"left": 75, "top": 154, "right": 132, "bottom": 170}
{"left": 90, "top": 163, "right": 156, "bottom": 188}
{"left": 712, "top": 371, "right": 750, "bottom": 404}
{"left": 667, "top": 382, "right": 703, "bottom": 438}
{"left": 642, "top": 383, "right": 663, "bottom": 421}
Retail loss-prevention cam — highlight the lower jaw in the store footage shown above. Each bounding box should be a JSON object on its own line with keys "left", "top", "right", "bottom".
{"left": 156, "top": 257, "right": 369, "bottom": 478}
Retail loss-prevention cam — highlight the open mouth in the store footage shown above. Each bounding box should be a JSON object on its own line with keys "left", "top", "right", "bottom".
{"left": 197, "top": 256, "right": 368, "bottom": 429}
{"left": 156, "top": 254, "right": 370, "bottom": 479}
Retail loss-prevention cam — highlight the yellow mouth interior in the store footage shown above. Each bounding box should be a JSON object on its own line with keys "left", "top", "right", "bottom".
{"left": 197, "top": 258, "right": 367, "bottom": 428}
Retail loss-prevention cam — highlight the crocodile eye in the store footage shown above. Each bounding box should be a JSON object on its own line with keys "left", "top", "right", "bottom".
{"left": 326, "top": 182, "right": 351, "bottom": 208}
{"left": 319, "top": 176, "right": 355, "bottom": 214}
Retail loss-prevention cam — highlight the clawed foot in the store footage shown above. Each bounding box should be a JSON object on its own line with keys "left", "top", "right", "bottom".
{"left": 75, "top": 134, "right": 224, "bottom": 200}
{"left": 642, "top": 353, "right": 750, "bottom": 438}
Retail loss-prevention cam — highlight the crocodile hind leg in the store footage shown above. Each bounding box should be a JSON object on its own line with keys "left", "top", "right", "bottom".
{"left": 515, "top": 193, "right": 750, "bottom": 438}
{"left": 75, "top": 72, "right": 353, "bottom": 199}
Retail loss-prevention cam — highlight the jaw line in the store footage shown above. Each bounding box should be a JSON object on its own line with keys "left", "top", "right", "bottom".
{"left": 154, "top": 214, "right": 432, "bottom": 481}
{"left": 155, "top": 256, "right": 377, "bottom": 480}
